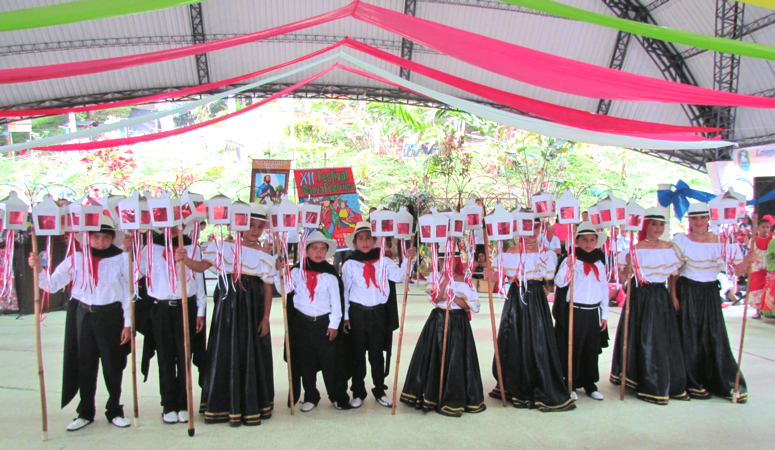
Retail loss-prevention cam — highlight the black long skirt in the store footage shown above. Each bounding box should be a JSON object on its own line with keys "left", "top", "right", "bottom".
{"left": 490, "top": 281, "right": 575, "bottom": 412}
{"left": 610, "top": 282, "right": 689, "bottom": 404}
{"left": 200, "top": 274, "right": 275, "bottom": 426}
{"left": 400, "top": 308, "right": 486, "bottom": 417}
{"left": 675, "top": 277, "right": 747, "bottom": 402}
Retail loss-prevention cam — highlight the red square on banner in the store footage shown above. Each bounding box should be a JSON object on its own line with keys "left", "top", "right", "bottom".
{"left": 523, "top": 220, "right": 533, "bottom": 231}
{"left": 122, "top": 209, "right": 136, "bottom": 224}
{"left": 454, "top": 221, "right": 463, "bottom": 232}
{"left": 85, "top": 213, "right": 100, "bottom": 227}
{"left": 153, "top": 208, "right": 168, "bottom": 222}
{"left": 724, "top": 208, "right": 736, "bottom": 220}
{"left": 283, "top": 214, "right": 296, "bottom": 227}
{"left": 600, "top": 210, "right": 612, "bottom": 222}
{"left": 628, "top": 215, "right": 641, "bottom": 227}
{"left": 213, "top": 206, "right": 229, "bottom": 220}
{"left": 560, "top": 207, "right": 574, "bottom": 220}
{"left": 616, "top": 208, "right": 625, "bottom": 220}
{"left": 497, "top": 222, "right": 510, "bottom": 235}
{"left": 535, "top": 201, "right": 548, "bottom": 213}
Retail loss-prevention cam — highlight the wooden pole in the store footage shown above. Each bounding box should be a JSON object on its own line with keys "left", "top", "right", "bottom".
{"left": 567, "top": 236, "right": 575, "bottom": 394}
{"left": 619, "top": 231, "right": 634, "bottom": 401}
{"left": 437, "top": 299, "right": 452, "bottom": 411}
{"left": 481, "top": 204, "right": 507, "bottom": 407}
{"left": 176, "top": 228, "right": 195, "bottom": 437}
{"left": 733, "top": 249, "right": 754, "bottom": 403}
{"left": 274, "top": 232, "right": 295, "bottom": 415}
{"left": 31, "top": 231, "right": 49, "bottom": 441}
{"left": 391, "top": 242, "right": 413, "bottom": 415}
{"left": 127, "top": 248, "right": 140, "bottom": 426}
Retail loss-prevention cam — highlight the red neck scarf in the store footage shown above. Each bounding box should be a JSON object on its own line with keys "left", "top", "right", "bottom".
{"left": 361, "top": 259, "right": 380, "bottom": 289}
{"left": 583, "top": 261, "right": 600, "bottom": 281}
{"left": 91, "top": 257, "right": 103, "bottom": 287}
{"left": 306, "top": 270, "right": 319, "bottom": 303}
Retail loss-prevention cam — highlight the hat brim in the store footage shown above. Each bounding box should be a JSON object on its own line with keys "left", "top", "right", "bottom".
{"left": 305, "top": 237, "right": 338, "bottom": 260}
{"left": 575, "top": 230, "right": 608, "bottom": 249}
{"left": 74, "top": 228, "right": 126, "bottom": 249}
{"left": 344, "top": 229, "right": 381, "bottom": 251}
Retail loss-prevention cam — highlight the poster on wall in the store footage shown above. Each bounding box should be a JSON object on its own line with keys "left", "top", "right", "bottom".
{"left": 250, "top": 159, "right": 292, "bottom": 205}
{"left": 294, "top": 167, "right": 363, "bottom": 250}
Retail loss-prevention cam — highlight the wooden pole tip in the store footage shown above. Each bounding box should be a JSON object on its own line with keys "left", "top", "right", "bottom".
{"left": 188, "top": 428, "right": 195, "bottom": 437}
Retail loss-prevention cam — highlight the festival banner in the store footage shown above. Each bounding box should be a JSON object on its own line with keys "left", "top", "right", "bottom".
{"left": 294, "top": 167, "right": 363, "bottom": 250}
{"left": 251, "top": 160, "right": 292, "bottom": 205}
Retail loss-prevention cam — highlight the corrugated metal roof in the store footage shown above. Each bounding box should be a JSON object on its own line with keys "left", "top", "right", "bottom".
{"left": 0, "top": 0, "right": 773, "bottom": 147}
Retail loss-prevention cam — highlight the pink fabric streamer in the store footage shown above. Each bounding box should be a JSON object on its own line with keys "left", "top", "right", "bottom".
{"left": 0, "top": 4, "right": 353, "bottom": 84}
{"left": 31, "top": 66, "right": 336, "bottom": 151}
{"left": 351, "top": 2, "right": 775, "bottom": 108}
{"left": 163, "top": 228, "right": 177, "bottom": 295}
{"left": 298, "top": 230, "right": 308, "bottom": 286}
{"left": 0, "top": 42, "right": 344, "bottom": 118}
{"left": 342, "top": 38, "right": 722, "bottom": 136}
{"left": 131, "top": 230, "right": 142, "bottom": 295}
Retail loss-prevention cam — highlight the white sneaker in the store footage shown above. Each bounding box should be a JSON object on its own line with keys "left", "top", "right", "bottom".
{"left": 111, "top": 416, "right": 131, "bottom": 428}
{"left": 589, "top": 391, "right": 604, "bottom": 401}
{"left": 177, "top": 411, "right": 189, "bottom": 423}
{"left": 349, "top": 397, "right": 363, "bottom": 408}
{"left": 162, "top": 411, "right": 178, "bottom": 424}
{"left": 301, "top": 402, "right": 316, "bottom": 412}
{"left": 570, "top": 391, "right": 578, "bottom": 401}
{"left": 377, "top": 396, "right": 392, "bottom": 407}
{"left": 66, "top": 418, "right": 92, "bottom": 432}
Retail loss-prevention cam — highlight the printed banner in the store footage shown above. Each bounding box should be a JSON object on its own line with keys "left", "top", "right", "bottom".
{"left": 295, "top": 167, "right": 363, "bottom": 250}
{"left": 251, "top": 160, "right": 292, "bottom": 205}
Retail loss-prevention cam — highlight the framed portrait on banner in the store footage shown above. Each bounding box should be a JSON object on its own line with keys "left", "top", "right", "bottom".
{"left": 250, "top": 159, "right": 292, "bottom": 204}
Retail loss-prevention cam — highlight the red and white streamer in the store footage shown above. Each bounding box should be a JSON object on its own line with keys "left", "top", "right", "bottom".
{"left": 0, "top": 230, "right": 15, "bottom": 299}
{"left": 429, "top": 243, "right": 440, "bottom": 303}
{"left": 463, "top": 231, "right": 476, "bottom": 290}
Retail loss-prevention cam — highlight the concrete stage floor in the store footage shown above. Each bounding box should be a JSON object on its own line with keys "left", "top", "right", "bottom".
{"left": 1, "top": 282, "right": 773, "bottom": 449}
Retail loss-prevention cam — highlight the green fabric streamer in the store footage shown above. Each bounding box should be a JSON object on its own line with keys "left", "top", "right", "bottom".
{"left": 499, "top": 0, "right": 775, "bottom": 61}
{"left": 0, "top": 0, "right": 204, "bottom": 32}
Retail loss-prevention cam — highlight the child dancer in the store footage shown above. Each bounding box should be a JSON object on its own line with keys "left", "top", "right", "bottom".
{"left": 748, "top": 218, "right": 771, "bottom": 319}
{"left": 342, "top": 221, "right": 415, "bottom": 408}
{"left": 400, "top": 250, "right": 485, "bottom": 417}
{"left": 610, "top": 207, "right": 688, "bottom": 404}
{"left": 29, "top": 216, "right": 132, "bottom": 431}
{"left": 554, "top": 222, "right": 609, "bottom": 401}
{"left": 176, "top": 204, "right": 276, "bottom": 426}
{"left": 136, "top": 225, "right": 207, "bottom": 424}
{"left": 485, "top": 219, "right": 574, "bottom": 412}
{"left": 670, "top": 202, "right": 754, "bottom": 402}
{"left": 286, "top": 231, "right": 351, "bottom": 412}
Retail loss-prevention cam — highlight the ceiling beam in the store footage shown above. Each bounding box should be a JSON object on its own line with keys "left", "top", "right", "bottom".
{"left": 709, "top": 0, "right": 744, "bottom": 140}
{"left": 646, "top": 0, "right": 671, "bottom": 11}
{"left": 0, "top": 34, "right": 439, "bottom": 57}
{"left": 682, "top": 11, "right": 775, "bottom": 59}
{"left": 418, "top": 0, "right": 557, "bottom": 17}
{"left": 189, "top": 3, "right": 210, "bottom": 85}
{"left": 400, "top": 0, "right": 418, "bottom": 81}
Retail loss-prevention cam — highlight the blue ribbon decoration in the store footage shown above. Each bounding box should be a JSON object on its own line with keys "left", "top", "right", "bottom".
{"left": 657, "top": 180, "right": 716, "bottom": 220}
{"left": 658, "top": 179, "right": 775, "bottom": 220}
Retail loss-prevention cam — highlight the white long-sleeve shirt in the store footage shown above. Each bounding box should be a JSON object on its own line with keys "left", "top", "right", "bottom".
{"left": 40, "top": 252, "right": 131, "bottom": 327}
{"left": 138, "top": 242, "right": 207, "bottom": 317}
{"left": 291, "top": 267, "right": 342, "bottom": 329}
{"left": 342, "top": 256, "right": 409, "bottom": 320}
{"left": 555, "top": 259, "right": 609, "bottom": 320}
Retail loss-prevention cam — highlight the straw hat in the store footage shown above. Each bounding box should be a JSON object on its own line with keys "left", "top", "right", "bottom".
{"left": 250, "top": 203, "right": 268, "bottom": 222}
{"left": 75, "top": 215, "right": 126, "bottom": 248}
{"left": 304, "top": 231, "right": 337, "bottom": 260}
{"left": 574, "top": 221, "right": 607, "bottom": 249}
{"left": 644, "top": 206, "right": 666, "bottom": 222}
{"left": 344, "top": 221, "right": 381, "bottom": 251}
{"left": 686, "top": 202, "right": 710, "bottom": 217}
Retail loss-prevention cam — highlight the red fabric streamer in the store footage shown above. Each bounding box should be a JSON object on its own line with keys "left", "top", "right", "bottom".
{"left": 0, "top": 42, "right": 344, "bottom": 118}
{"left": 32, "top": 65, "right": 336, "bottom": 151}
{"left": 90, "top": 256, "right": 103, "bottom": 287}
{"left": 342, "top": 38, "right": 721, "bottom": 136}
{"left": 351, "top": 2, "right": 775, "bottom": 108}
{"left": 0, "top": 4, "right": 353, "bottom": 84}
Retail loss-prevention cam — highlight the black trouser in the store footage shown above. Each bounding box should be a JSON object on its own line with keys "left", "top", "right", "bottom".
{"left": 569, "top": 304, "right": 602, "bottom": 394}
{"left": 349, "top": 302, "right": 387, "bottom": 399}
{"left": 74, "top": 301, "right": 126, "bottom": 422}
{"left": 295, "top": 313, "right": 343, "bottom": 405}
{"left": 150, "top": 296, "right": 198, "bottom": 414}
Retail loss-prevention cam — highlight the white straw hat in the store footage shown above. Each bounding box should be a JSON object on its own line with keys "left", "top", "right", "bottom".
{"left": 686, "top": 202, "right": 710, "bottom": 217}
{"left": 574, "top": 221, "right": 607, "bottom": 249}
{"left": 304, "top": 230, "right": 337, "bottom": 260}
{"left": 344, "top": 221, "right": 381, "bottom": 251}
{"left": 75, "top": 215, "right": 126, "bottom": 248}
